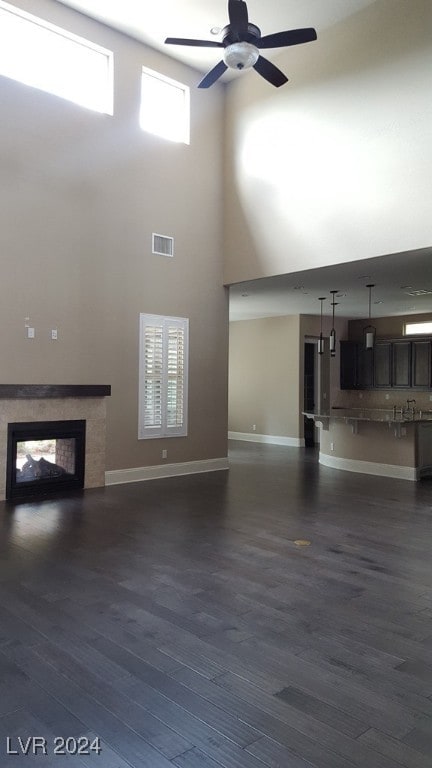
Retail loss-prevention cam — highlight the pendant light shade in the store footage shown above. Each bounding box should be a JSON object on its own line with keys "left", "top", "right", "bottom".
{"left": 364, "top": 283, "right": 376, "bottom": 350}
{"left": 329, "top": 290, "right": 339, "bottom": 358}
{"left": 318, "top": 297, "right": 326, "bottom": 355}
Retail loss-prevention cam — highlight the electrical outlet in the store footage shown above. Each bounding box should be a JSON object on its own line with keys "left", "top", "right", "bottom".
{"left": 51, "top": 329, "right": 58, "bottom": 340}
{"left": 162, "top": 449, "right": 167, "bottom": 459}
{"left": 27, "top": 327, "right": 35, "bottom": 339}
{"left": 385, "top": 393, "right": 389, "bottom": 400}
{"left": 330, "top": 442, "right": 335, "bottom": 451}
{"left": 252, "top": 424, "right": 256, "bottom": 431}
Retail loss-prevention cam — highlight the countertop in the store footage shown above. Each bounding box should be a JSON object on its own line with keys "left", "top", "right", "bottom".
{"left": 303, "top": 407, "right": 432, "bottom": 424}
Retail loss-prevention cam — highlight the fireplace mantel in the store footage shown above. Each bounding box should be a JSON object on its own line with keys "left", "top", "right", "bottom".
{"left": 0, "top": 384, "right": 111, "bottom": 399}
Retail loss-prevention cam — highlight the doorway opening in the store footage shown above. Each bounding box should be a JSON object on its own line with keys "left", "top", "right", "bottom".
{"left": 304, "top": 341, "right": 317, "bottom": 447}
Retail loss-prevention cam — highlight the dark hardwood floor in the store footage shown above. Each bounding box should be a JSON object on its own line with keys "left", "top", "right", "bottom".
{"left": 0, "top": 440, "right": 432, "bottom": 767}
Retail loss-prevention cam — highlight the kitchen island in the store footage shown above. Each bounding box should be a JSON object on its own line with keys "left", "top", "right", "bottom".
{"left": 303, "top": 407, "right": 432, "bottom": 480}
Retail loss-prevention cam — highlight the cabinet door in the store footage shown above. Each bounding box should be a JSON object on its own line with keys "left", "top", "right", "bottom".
{"left": 412, "top": 340, "right": 432, "bottom": 388}
{"left": 392, "top": 341, "right": 411, "bottom": 388}
{"left": 357, "top": 346, "right": 374, "bottom": 389}
{"left": 340, "top": 341, "right": 358, "bottom": 389}
{"left": 374, "top": 342, "right": 392, "bottom": 388}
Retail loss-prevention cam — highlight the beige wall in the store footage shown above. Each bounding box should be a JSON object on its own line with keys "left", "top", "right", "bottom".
{"left": 228, "top": 314, "right": 349, "bottom": 441}
{"left": 320, "top": 421, "right": 416, "bottom": 468}
{"left": 223, "top": 0, "right": 432, "bottom": 285}
{"left": 229, "top": 316, "right": 300, "bottom": 438}
{"left": 348, "top": 312, "right": 432, "bottom": 341}
{"left": 300, "top": 314, "right": 349, "bottom": 416}
{"left": 0, "top": 0, "right": 228, "bottom": 471}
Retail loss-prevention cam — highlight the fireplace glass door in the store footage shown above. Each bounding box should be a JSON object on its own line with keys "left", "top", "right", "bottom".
{"left": 6, "top": 420, "right": 86, "bottom": 500}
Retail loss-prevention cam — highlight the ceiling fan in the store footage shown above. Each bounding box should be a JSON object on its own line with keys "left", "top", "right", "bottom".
{"left": 165, "top": 0, "right": 317, "bottom": 88}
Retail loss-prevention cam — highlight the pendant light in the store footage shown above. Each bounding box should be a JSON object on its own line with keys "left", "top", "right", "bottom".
{"left": 329, "top": 290, "right": 339, "bottom": 357}
{"left": 364, "top": 283, "right": 376, "bottom": 350}
{"left": 318, "top": 297, "right": 326, "bottom": 355}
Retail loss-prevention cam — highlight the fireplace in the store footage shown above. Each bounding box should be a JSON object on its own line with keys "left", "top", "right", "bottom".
{"left": 0, "top": 384, "right": 110, "bottom": 501}
{"left": 6, "top": 420, "right": 86, "bottom": 500}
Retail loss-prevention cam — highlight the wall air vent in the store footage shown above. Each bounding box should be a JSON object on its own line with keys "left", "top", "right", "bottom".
{"left": 152, "top": 233, "right": 174, "bottom": 257}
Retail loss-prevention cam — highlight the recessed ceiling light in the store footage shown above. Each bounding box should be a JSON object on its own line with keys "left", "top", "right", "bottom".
{"left": 374, "top": 300, "right": 383, "bottom": 304}
{"left": 210, "top": 26, "right": 221, "bottom": 35}
{"left": 241, "top": 292, "right": 249, "bottom": 297}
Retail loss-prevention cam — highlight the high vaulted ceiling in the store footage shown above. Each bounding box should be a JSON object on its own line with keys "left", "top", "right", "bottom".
{"left": 57, "top": 0, "right": 377, "bottom": 82}
{"left": 54, "top": 1, "right": 432, "bottom": 322}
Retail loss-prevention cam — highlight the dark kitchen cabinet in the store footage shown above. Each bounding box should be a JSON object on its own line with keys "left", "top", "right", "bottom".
{"left": 340, "top": 341, "right": 374, "bottom": 389}
{"left": 340, "top": 341, "right": 358, "bottom": 389}
{"left": 392, "top": 341, "right": 411, "bottom": 388}
{"left": 412, "top": 340, "right": 432, "bottom": 388}
{"left": 374, "top": 341, "right": 392, "bottom": 388}
{"left": 357, "top": 346, "right": 374, "bottom": 388}
{"left": 340, "top": 336, "right": 432, "bottom": 390}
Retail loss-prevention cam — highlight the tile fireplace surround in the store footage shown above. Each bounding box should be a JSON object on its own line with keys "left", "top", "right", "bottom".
{"left": 0, "top": 385, "right": 111, "bottom": 501}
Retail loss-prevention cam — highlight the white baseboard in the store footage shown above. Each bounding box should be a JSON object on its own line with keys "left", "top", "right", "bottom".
{"left": 319, "top": 452, "right": 417, "bottom": 481}
{"left": 105, "top": 457, "right": 229, "bottom": 486}
{"left": 228, "top": 431, "right": 305, "bottom": 447}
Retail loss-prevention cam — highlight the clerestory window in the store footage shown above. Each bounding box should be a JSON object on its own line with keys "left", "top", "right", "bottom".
{"left": 140, "top": 66, "right": 190, "bottom": 144}
{"left": 0, "top": 0, "right": 113, "bottom": 114}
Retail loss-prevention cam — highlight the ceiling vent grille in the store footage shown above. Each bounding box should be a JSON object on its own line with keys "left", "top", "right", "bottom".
{"left": 152, "top": 233, "right": 174, "bottom": 257}
{"left": 405, "top": 289, "right": 432, "bottom": 296}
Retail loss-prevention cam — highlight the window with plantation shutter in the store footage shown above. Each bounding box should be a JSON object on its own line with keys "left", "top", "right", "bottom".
{"left": 139, "top": 314, "right": 188, "bottom": 439}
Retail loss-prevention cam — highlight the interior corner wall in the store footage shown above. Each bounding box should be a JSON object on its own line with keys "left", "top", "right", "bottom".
{"left": 0, "top": 0, "right": 228, "bottom": 473}
{"left": 300, "top": 314, "right": 349, "bottom": 427}
{"left": 228, "top": 316, "right": 300, "bottom": 439}
{"left": 223, "top": 0, "right": 432, "bottom": 285}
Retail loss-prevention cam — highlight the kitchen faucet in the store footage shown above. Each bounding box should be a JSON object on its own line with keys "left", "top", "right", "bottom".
{"left": 405, "top": 398, "right": 416, "bottom": 417}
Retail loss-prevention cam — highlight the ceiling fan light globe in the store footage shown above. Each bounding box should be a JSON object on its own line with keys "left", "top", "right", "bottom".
{"left": 223, "top": 42, "right": 259, "bottom": 70}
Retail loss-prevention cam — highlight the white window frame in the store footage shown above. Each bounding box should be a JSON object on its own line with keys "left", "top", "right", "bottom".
{"left": 139, "top": 314, "right": 189, "bottom": 439}
{"left": 0, "top": 0, "right": 113, "bottom": 114}
{"left": 404, "top": 321, "right": 432, "bottom": 336}
{"left": 140, "top": 66, "right": 190, "bottom": 144}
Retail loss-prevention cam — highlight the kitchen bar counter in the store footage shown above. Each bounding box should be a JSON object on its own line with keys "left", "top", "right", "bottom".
{"left": 304, "top": 407, "right": 432, "bottom": 423}
{"left": 303, "top": 407, "right": 432, "bottom": 437}
{"left": 302, "top": 408, "right": 432, "bottom": 480}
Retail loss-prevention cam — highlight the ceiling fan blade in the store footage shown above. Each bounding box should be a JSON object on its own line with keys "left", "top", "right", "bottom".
{"left": 198, "top": 60, "right": 228, "bottom": 88}
{"left": 258, "top": 28, "right": 317, "bottom": 49}
{"left": 253, "top": 56, "right": 288, "bottom": 87}
{"left": 165, "top": 37, "right": 223, "bottom": 48}
{"left": 228, "top": 0, "right": 249, "bottom": 36}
